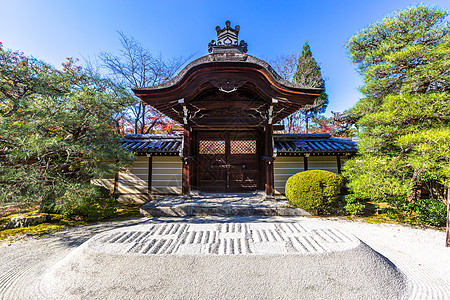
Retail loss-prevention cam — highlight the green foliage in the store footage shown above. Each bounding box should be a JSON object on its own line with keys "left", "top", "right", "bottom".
{"left": 0, "top": 202, "right": 141, "bottom": 241}
{"left": 285, "top": 170, "right": 343, "bottom": 213}
{"left": 55, "top": 185, "right": 118, "bottom": 221}
{"left": 0, "top": 44, "right": 136, "bottom": 213}
{"left": 344, "top": 6, "right": 450, "bottom": 209}
{"left": 294, "top": 42, "right": 326, "bottom": 90}
{"left": 344, "top": 194, "right": 366, "bottom": 215}
{"left": 413, "top": 198, "right": 447, "bottom": 227}
{"left": 291, "top": 42, "right": 329, "bottom": 132}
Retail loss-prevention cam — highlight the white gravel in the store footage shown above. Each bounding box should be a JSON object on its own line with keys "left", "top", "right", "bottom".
{"left": 304, "top": 217, "right": 450, "bottom": 299}
{"left": 0, "top": 216, "right": 449, "bottom": 300}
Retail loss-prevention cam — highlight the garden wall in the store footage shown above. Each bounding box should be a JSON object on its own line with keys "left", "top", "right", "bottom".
{"left": 92, "top": 155, "right": 182, "bottom": 201}
{"left": 274, "top": 155, "right": 347, "bottom": 194}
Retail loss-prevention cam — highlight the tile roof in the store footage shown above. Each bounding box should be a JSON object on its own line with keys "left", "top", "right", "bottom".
{"left": 121, "top": 133, "right": 357, "bottom": 155}
{"left": 121, "top": 134, "right": 182, "bottom": 155}
{"left": 273, "top": 134, "right": 357, "bottom": 155}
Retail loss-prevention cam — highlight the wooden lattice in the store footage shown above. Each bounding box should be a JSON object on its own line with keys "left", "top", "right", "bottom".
{"left": 199, "top": 140, "right": 225, "bottom": 154}
{"left": 230, "top": 140, "right": 256, "bottom": 154}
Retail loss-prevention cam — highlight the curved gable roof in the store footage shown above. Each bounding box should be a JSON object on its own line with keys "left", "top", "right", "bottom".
{"left": 134, "top": 53, "right": 322, "bottom": 93}
{"left": 132, "top": 53, "right": 324, "bottom": 123}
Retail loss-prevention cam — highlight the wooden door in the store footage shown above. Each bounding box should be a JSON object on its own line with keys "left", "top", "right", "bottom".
{"left": 227, "top": 131, "right": 259, "bottom": 192}
{"left": 197, "top": 136, "right": 227, "bottom": 192}
{"left": 196, "top": 130, "right": 260, "bottom": 192}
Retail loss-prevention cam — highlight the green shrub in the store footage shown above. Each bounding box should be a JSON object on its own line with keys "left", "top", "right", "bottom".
{"left": 285, "top": 170, "right": 344, "bottom": 213}
{"left": 414, "top": 198, "right": 446, "bottom": 227}
{"left": 344, "top": 194, "right": 366, "bottom": 215}
{"left": 55, "top": 184, "right": 118, "bottom": 221}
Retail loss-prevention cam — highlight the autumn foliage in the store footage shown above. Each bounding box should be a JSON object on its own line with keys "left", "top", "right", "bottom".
{"left": 0, "top": 44, "right": 135, "bottom": 214}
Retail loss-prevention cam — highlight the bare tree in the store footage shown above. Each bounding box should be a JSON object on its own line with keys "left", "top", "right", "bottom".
{"left": 271, "top": 42, "right": 328, "bottom": 134}
{"left": 270, "top": 54, "right": 304, "bottom": 133}
{"left": 271, "top": 53, "right": 300, "bottom": 82}
{"left": 99, "top": 32, "right": 192, "bottom": 134}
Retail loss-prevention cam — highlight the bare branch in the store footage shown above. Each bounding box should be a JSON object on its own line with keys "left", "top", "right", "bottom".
{"left": 98, "top": 32, "right": 192, "bottom": 134}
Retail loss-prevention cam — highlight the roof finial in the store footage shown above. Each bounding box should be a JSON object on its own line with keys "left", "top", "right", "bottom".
{"left": 208, "top": 20, "right": 247, "bottom": 53}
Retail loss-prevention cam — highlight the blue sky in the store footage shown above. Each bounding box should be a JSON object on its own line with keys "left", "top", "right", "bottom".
{"left": 1, "top": 0, "right": 449, "bottom": 115}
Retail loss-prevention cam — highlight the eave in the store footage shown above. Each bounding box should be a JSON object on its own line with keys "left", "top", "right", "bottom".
{"left": 132, "top": 53, "right": 323, "bottom": 124}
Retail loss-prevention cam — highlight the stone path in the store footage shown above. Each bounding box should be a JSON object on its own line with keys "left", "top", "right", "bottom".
{"left": 141, "top": 193, "right": 310, "bottom": 217}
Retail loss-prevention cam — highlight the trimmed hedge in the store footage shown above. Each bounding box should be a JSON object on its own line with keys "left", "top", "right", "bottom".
{"left": 285, "top": 170, "right": 343, "bottom": 213}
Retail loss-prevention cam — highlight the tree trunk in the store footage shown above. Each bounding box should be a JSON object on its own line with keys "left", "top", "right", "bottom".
{"left": 134, "top": 103, "right": 141, "bottom": 134}
{"left": 113, "top": 171, "right": 120, "bottom": 196}
{"left": 305, "top": 112, "right": 309, "bottom": 134}
{"left": 446, "top": 187, "right": 450, "bottom": 247}
{"left": 140, "top": 103, "right": 146, "bottom": 134}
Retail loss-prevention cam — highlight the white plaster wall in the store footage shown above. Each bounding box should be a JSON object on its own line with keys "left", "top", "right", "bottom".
{"left": 273, "top": 155, "right": 341, "bottom": 194}
{"left": 274, "top": 156, "right": 304, "bottom": 194}
{"left": 151, "top": 156, "right": 182, "bottom": 195}
{"left": 93, "top": 155, "right": 182, "bottom": 195}
{"left": 308, "top": 156, "right": 339, "bottom": 174}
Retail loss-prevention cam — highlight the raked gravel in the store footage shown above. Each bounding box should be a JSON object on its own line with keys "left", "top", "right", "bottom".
{"left": 0, "top": 216, "right": 449, "bottom": 300}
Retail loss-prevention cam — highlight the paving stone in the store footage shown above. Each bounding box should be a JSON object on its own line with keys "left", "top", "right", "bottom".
{"left": 191, "top": 206, "right": 230, "bottom": 216}
{"left": 170, "top": 205, "right": 190, "bottom": 217}
{"left": 276, "top": 207, "right": 311, "bottom": 216}
{"left": 140, "top": 193, "right": 310, "bottom": 217}
{"left": 228, "top": 207, "right": 254, "bottom": 216}
{"left": 250, "top": 207, "right": 279, "bottom": 216}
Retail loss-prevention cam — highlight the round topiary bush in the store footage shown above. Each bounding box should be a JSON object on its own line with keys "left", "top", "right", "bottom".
{"left": 285, "top": 170, "right": 344, "bottom": 213}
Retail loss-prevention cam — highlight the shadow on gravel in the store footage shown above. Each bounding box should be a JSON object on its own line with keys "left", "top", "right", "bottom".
{"left": 48, "top": 216, "right": 309, "bottom": 248}
{"left": 40, "top": 223, "right": 408, "bottom": 300}
{"left": 49, "top": 218, "right": 151, "bottom": 248}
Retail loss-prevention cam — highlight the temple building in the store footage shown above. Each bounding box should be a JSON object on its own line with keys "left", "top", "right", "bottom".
{"left": 110, "top": 21, "right": 356, "bottom": 200}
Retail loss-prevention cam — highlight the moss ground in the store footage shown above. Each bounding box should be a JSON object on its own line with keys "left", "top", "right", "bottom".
{"left": 1, "top": 200, "right": 445, "bottom": 242}
{"left": 0, "top": 202, "right": 141, "bottom": 242}
{"left": 329, "top": 201, "right": 446, "bottom": 230}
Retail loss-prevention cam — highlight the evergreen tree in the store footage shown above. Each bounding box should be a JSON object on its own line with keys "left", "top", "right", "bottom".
{"left": 0, "top": 44, "right": 135, "bottom": 214}
{"left": 293, "top": 42, "right": 329, "bottom": 133}
{"left": 344, "top": 6, "right": 450, "bottom": 205}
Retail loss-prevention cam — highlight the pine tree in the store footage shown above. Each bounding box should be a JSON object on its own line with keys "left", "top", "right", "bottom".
{"left": 293, "top": 42, "right": 329, "bottom": 133}
{"left": 0, "top": 44, "right": 135, "bottom": 214}
{"left": 344, "top": 6, "right": 450, "bottom": 208}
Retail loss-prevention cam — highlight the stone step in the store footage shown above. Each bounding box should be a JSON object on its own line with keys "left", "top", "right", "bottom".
{"left": 140, "top": 202, "right": 310, "bottom": 217}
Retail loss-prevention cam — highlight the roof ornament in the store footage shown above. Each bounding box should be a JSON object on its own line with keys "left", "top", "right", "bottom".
{"left": 208, "top": 20, "right": 248, "bottom": 54}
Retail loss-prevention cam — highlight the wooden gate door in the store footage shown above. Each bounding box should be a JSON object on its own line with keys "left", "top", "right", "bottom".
{"left": 197, "top": 130, "right": 260, "bottom": 192}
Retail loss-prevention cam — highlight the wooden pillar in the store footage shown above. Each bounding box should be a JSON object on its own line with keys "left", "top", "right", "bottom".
{"left": 147, "top": 155, "right": 152, "bottom": 195}
{"left": 182, "top": 126, "right": 191, "bottom": 196}
{"left": 337, "top": 155, "right": 342, "bottom": 174}
{"left": 446, "top": 187, "right": 450, "bottom": 247}
{"left": 264, "top": 124, "right": 274, "bottom": 197}
{"left": 304, "top": 155, "right": 309, "bottom": 171}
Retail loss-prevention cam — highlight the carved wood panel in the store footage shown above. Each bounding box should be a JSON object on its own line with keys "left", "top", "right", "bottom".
{"left": 196, "top": 130, "right": 260, "bottom": 192}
